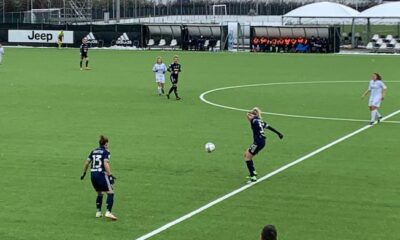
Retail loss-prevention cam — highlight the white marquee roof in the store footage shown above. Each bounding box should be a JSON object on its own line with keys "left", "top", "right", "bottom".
{"left": 284, "top": 1, "right": 359, "bottom": 18}
{"left": 358, "top": 2, "right": 400, "bottom": 18}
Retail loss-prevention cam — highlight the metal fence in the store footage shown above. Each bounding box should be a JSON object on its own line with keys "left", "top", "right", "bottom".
{"left": 0, "top": 0, "right": 377, "bottom": 24}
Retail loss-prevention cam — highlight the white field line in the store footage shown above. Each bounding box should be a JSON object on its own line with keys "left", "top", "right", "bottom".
{"left": 199, "top": 81, "right": 400, "bottom": 124}
{"left": 136, "top": 109, "right": 400, "bottom": 240}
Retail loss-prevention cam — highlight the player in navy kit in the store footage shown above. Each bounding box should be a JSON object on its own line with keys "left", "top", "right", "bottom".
{"left": 80, "top": 135, "right": 117, "bottom": 220}
{"left": 166, "top": 55, "right": 182, "bottom": 100}
{"left": 245, "top": 107, "right": 283, "bottom": 182}
{"left": 80, "top": 38, "right": 90, "bottom": 70}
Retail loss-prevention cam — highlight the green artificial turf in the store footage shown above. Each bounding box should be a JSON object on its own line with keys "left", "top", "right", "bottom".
{"left": 0, "top": 48, "right": 399, "bottom": 240}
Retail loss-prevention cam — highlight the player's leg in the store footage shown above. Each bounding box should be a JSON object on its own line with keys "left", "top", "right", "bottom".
{"left": 167, "top": 76, "right": 175, "bottom": 99}
{"left": 160, "top": 82, "right": 165, "bottom": 94}
{"left": 369, "top": 106, "right": 377, "bottom": 124}
{"left": 244, "top": 145, "right": 257, "bottom": 182}
{"left": 96, "top": 192, "right": 103, "bottom": 217}
{"left": 157, "top": 82, "right": 162, "bottom": 95}
{"left": 80, "top": 56, "right": 83, "bottom": 70}
{"left": 375, "top": 99, "right": 382, "bottom": 122}
{"left": 85, "top": 57, "right": 90, "bottom": 69}
{"left": 173, "top": 84, "right": 180, "bottom": 100}
{"left": 103, "top": 175, "right": 117, "bottom": 220}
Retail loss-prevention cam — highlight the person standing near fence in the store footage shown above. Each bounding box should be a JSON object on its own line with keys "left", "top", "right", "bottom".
{"left": 57, "top": 30, "right": 64, "bottom": 49}
{"left": 0, "top": 44, "right": 4, "bottom": 65}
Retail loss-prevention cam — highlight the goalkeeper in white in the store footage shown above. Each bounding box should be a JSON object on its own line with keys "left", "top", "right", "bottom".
{"left": 362, "top": 73, "right": 387, "bottom": 125}
{"left": 152, "top": 56, "right": 167, "bottom": 96}
{"left": 0, "top": 44, "right": 4, "bottom": 65}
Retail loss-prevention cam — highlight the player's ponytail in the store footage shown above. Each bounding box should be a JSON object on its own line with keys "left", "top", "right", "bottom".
{"left": 99, "top": 135, "right": 109, "bottom": 146}
{"left": 374, "top": 73, "right": 382, "bottom": 80}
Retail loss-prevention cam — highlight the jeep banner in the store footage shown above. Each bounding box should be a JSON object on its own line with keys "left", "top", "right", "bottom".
{"left": 8, "top": 30, "right": 74, "bottom": 44}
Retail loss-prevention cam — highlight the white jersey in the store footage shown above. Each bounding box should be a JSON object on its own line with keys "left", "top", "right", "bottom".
{"left": 368, "top": 80, "right": 387, "bottom": 98}
{"left": 152, "top": 63, "right": 167, "bottom": 83}
{"left": 152, "top": 63, "right": 167, "bottom": 75}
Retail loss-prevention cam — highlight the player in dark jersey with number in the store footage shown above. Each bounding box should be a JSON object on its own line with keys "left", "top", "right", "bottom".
{"left": 80, "top": 135, "right": 117, "bottom": 220}
{"left": 80, "top": 38, "right": 90, "bottom": 70}
{"left": 166, "top": 55, "right": 182, "bottom": 100}
{"left": 244, "top": 107, "right": 283, "bottom": 182}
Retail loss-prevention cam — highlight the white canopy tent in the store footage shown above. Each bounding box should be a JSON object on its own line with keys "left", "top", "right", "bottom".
{"left": 358, "top": 2, "right": 400, "bottom": 18}
{"left": 283, "top": 1, "right": 359, "bottom": 24}
{"left": 357, "top": 2, "right": 400, "bottom": 41}
{"left": 283, "top": 2, "right": 360, "bottom": 47}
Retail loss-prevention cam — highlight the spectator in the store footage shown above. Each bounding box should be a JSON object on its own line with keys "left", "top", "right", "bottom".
{"left": 260, "top": 36, "right": 267, "bottom": 52}
{"left": 261, "top": 224, "right": 277, "bottom": 240}
{"left": 252, "top": 37, "right": 260, "bottom": 52}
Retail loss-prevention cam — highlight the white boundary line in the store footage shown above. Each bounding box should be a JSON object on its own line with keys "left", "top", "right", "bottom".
{"left": 199, "top": 81, "right": 400, "bottom": 124}
{"left": 136, "top": 109, "right": 400, "bottom": 240}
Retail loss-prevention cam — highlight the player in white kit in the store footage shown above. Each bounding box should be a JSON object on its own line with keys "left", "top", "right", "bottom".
{"left": 152, "top": 57, "right": 167, "bottom": 96}
{"left": 0, "top": 44, "right": 4, "bottom": 65}
{"left": 362, "top": 73, "right": 387, "bottom": 125}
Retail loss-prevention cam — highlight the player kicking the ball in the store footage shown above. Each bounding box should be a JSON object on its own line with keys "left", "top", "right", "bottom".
{"left": 166, "top": 55, "right": 182, "bottom": 100}
{"left": 362, "top": 73, "right": 387, "bottom": 125}
{"left": 80, "top": 38, "right": 90, "bottom": 70}
{"left": 80, "top": 135, "right": 117, "bottom": 220}
{"left": 244, "top": 107, "right": 283, "bottom": 183}
{"left": 152, "top": 56, "right": 167, "bottom": 96}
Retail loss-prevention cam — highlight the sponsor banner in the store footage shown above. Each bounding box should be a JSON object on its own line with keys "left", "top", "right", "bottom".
{"left": 115, "top": 32, "right": 133, "bottom": 46}
{"left": 8, "top": 30, "right": 74, "bottom": 43}
{"left": 84, "top": 32, "right": 99, "bottom": 44}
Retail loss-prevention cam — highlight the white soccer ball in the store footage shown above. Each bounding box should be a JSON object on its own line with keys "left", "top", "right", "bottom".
{"left": 205, "top": 142, "right": 215, "bottom": 153}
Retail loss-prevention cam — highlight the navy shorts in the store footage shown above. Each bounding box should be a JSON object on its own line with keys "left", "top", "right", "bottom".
{"left": 248, "top": 140, "right": 266, "bottom": 155}
{"left": 91, "top": 172, "right": 112, "bottom": 192}
{"left": 81, "top": 52, "right": 88, "bottom": 59}
{"left": 170, "top": 75, "right": 179, "bottom": 85}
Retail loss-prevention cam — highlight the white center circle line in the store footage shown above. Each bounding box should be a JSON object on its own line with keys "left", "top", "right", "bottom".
{"left": 199, "top": 81, "right": 400, "bottom": 124}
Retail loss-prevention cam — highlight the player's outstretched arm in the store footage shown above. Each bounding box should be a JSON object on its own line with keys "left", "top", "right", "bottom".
{"left": 266, "top": 125, "right": 284, "bottom": 139}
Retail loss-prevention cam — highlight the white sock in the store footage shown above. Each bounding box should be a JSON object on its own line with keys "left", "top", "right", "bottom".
{"left": 371, "top": 110, "right": 377, "bottom": 122}
{"left": 157, "top": 87, "right": 161, "bottom": 94}
{"left": 376, "top": 110, "right": 381, "bottom": 118}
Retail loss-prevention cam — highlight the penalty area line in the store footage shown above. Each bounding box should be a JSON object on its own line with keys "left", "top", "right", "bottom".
{"left": 135, "top": 109, "right": 400, "bottom": 240}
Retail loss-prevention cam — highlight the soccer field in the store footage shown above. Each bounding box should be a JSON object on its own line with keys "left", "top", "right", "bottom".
{"left": 0, "top": 48, "right": 399, "bottom": 240}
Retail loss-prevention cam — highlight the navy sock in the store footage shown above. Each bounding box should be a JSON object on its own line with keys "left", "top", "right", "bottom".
{"left": 96, "top": 194, "right": 103, "bottom": 211}
{"left": 246, "top": 160, "right": 255, "bottom": 176}
{"left": 173, "top": 86, "right": 179, "bottom": 97}
{"left": 86, "top": 60, "right": 89, "bottom": 67}
{"left": 168, "top": 86, "right": 174, "bottom": 95}
{"left": 106, "top": 193, "right": 114, "bottom": 212}
{"left": 80, "top": 61, "right": 83, "bottom": 68}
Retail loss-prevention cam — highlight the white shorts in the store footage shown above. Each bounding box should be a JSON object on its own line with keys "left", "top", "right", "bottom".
{"left": 369, "top": 96, "right": 382, "bottom": 107}
{"left": 155, "top": 74, "right": 165, "bottom": 83}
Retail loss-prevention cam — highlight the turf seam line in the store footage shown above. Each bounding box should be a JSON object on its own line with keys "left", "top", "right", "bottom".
{"left": 135, "top": 109, "right": 400, "bottom": 240}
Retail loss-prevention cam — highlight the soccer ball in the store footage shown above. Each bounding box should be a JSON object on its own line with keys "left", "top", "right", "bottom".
{"left": 205, "top": 142, "right": 215, "bottom": 153}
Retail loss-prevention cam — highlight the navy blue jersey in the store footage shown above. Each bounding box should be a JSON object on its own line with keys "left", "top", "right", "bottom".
{"left": 87, "top": 147, "right": 110, "bottom": 173}
{"left": 168, "top": 63, "right": 181, "bottom": 76}
{"left": 251, "top": 117, "right": 269, "bottom": 142}
{"left": 80, "top": 43, "right": 89, "bottom": 54}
